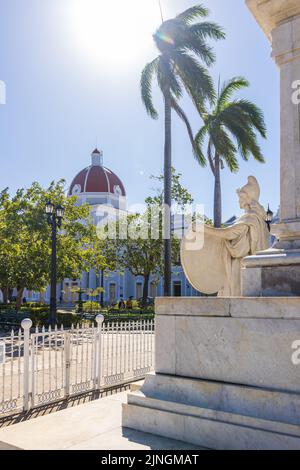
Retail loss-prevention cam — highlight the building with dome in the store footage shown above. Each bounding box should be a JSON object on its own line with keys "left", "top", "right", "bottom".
{"left": 19, "top": 149, "right": 201, "bottom": 306}
{"left": 69, "top": 148, "right": 126, "bottom": 211}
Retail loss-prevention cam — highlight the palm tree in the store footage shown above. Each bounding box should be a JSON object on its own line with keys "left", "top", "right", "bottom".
{"left": 195, "top": 77, "right": 267, "bottom": 228}
{"left": 141, "top": 4, "right": 225, "bottom": 295}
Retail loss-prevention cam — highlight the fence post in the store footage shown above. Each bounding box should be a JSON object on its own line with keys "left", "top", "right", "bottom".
{"left": 21, "top": 318, "right": 32, "bottom": 412}
{"left": 65, "top": 330, "right": 70, "bottom": 397}
{"left": 95, "top": 315, "right": 104, "bottom": 389}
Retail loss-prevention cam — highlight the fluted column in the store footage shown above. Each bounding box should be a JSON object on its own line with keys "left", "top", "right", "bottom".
{"left": 242, "top": 1, "right": 300, "bottom": 296}
{"left": 247, "top": 0, "right": 300, "bottom": 247}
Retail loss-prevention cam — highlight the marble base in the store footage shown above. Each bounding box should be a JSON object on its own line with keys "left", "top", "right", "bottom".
{"left": 123, "top": 374, "right": 300, "bottom": 450}
{"left": 242, "top": 249, "right": 300, "bottom": 296}
{"left": 122, "top": 297, "right": 300, "bottom": 449}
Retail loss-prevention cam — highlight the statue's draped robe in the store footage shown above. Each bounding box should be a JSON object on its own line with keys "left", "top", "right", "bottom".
{"left": 219, "top": 209, "right": 269, "bottom": 296}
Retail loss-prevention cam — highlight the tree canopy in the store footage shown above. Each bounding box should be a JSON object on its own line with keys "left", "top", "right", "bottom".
{"left": 0, "top": 180, "right": 106, "bottom": 309}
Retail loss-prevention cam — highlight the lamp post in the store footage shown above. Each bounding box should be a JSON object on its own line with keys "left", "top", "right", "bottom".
{"left": 100, "top": 269, "right": 104, "bottom": 308}
{"left": 266, "top": 204, "right": 274, "bottom": 233}
{"left": 77, "top": 286, "right": 85, "bottom": 314}
{"left": 45, "top": 202, "right": 65, "bottom": 326}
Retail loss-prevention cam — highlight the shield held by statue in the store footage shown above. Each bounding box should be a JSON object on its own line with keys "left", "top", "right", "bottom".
{"left": 180, "top": 224, "right": 227, "bottom": 295}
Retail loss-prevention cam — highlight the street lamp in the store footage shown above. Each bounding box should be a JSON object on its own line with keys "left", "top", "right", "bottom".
{"left": 77, "top": 286, "right": 85, "bottom": 314}
{"left": 45, "top": 202, "right": 65, "bottom": 326}
{"left": 100, "top": 269, "right": 104, "bottom": 308}
{"left": 266, "top": 204, "right": 273, "bottom": 232}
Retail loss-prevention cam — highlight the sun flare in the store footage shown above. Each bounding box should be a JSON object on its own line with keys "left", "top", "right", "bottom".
{"left": 69, "top": 0, "right": 160, "bottom": 66}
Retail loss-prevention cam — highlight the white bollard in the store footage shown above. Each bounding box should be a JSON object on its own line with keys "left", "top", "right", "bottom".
{"left": 95, "top": 315, "right": 104, "bottom": 389}
{"left": 21, "top": 318, "right": 33, "bottom": 411}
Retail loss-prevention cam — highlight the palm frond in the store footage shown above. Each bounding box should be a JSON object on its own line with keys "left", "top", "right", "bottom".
{"left": 161, "top": 21, "right": 223, "bottom": 65}
{"left": 217, "top": 77, "right": 249, "bottom": 110}
{"left": 189, "top": 22, "right": 226, "bottom": 41}
{"left": 243, "top": 129, "right": 265, "bottom": 163}
{"left": 233, "top": 99, "right": 267, "bottom": 138}
{"left": 194, "top": 125, "right": 208, "bottom": 167}
{"left": 157, "top": 56, "right": 182, "bottom": 99}
{"left": 172, "top": 51, "right": 215, "bottom": 108}
{"left": 140, "top": 58, "right": 159, "bottom": 119}
{"left": 176, "top": 5, "right": 209, "bottom": 24}
{"left": 171, "top": 97, "right": 206, "bottom": 166}
{"left": 214, "top": 102, "right": 266, "bottom": 163}
{"left": 210, "top": 127, "right": 239, "bottom": 172}
{"left": 217, "top": 110, "right": 254, "bottom": 161}
{"left": 181, "top": 36, "right": 215, "bottom": 66}
{"left": 207, "top": 138, "right": 216, "bottom": 174}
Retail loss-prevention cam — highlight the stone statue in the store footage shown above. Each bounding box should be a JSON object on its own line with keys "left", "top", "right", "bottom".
{"left": 181, "top": 176, "right": 269, "bottom": 296}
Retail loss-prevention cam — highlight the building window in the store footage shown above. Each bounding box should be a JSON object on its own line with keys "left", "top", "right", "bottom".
{"left": 150, "top": 282, "right": 157, "bottom": 298}
{"left": 109, "top": 283, "right": 116, "bottom": 305}
{"left": 136, "top": 282, "right": 143, "bottom": 300}
{"left": 173, "top": 281, "right": 182, "bottom": 297}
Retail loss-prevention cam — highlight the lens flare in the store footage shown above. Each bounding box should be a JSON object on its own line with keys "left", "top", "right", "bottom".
{"left": 155, "top": 31, "right": 175, "bottom": 46}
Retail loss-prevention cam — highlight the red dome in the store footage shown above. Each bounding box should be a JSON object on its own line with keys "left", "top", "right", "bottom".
{"left": 69, "top": 154, "right": 126, "bottom": 197}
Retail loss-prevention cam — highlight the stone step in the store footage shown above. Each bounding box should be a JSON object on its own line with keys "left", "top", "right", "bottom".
{"left": 129, "top": 380, "right": 144, "bottom": 392}
{"left": 123, "top": 392, "right": 300, "bottom": 450}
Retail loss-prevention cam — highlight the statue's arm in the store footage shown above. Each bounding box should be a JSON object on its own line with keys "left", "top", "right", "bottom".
{"left": 193, "top": 222, "right": 248, "bottom": 241}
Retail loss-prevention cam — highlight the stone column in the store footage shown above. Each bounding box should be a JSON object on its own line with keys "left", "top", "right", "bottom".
{"left": 242, "top": 0, "right": 300, "bottom": 296}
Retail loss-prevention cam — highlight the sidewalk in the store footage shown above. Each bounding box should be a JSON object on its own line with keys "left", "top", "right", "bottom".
{"left": 0, "top": 391, "right": 202, "bottom": 450}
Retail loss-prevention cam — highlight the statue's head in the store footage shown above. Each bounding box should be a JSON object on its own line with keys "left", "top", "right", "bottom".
{"left": 237, "top": 176, "right": 260, "bottom": 209}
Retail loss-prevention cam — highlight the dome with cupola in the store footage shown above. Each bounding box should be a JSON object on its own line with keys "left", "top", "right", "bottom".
{"left": 68, "top": 149, "right": 126, "bottom": 210}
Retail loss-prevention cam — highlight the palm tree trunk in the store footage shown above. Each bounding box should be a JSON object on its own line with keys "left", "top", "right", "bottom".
{"left": 163, "top": 89, "right": 172, "bottom": 297}
{"left": 214, "top": 154, "right": 222, "bottom": 228}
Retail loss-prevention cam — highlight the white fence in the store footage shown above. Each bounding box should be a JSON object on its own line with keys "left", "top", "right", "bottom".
{"left": 0, "top": 316, "right": 155, "bottom": 416}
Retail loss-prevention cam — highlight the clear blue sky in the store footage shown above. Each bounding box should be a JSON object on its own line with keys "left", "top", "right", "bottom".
{"left": 0, "top": 0, "right": 280, "bottom": 221}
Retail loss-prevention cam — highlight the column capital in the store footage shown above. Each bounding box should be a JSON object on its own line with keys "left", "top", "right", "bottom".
{"left": 246, "top": 0, "right": 300, "bottom": 41}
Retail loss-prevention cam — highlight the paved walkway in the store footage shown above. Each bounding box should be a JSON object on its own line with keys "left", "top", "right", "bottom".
{"left": 0, "top": 391, "right": 202, "bottom": 450}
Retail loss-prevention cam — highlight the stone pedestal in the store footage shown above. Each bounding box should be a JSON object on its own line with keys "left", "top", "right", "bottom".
{"left": 122, "top": 1, "right": 300, "bottom": 449}
{"left": 242, "top": 0, "right": 300, "bottom": 295}
{"left": 123, "top": 298, "right": 300, "bottom": 449}
{"left": 242, "top": 249, "right": 300, "bottom": 296}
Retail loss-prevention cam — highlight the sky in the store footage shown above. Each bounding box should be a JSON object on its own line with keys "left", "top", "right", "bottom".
{"left": 0, "top": 0, "right": 280, "bottom": 221}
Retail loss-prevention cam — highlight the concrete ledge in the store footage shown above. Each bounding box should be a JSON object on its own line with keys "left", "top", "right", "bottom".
{"left": 155, "top": 297, "right": 300, "bottom": 319}
{"left": 243, "top": 250, "right": 300, "bottom": 267}
{"left": 156, "top": 315, "right": 300, "bottom": 391}
{"left": 139, "top": 373, "right": 300, "bottom": 426}
{"left": 123, "top": 401, "right": 300, "bottom": 450}
{"left": 155, "top": 297, "right": 231, "bottom": 317}
{"left": 127, "top": 392, "right": 300, "bottom": 436}
{"left": 123, "top": 373, "right": 300, "bottom": 449}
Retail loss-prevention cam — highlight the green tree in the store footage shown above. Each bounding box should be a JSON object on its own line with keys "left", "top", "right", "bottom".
{"left": 100, "top": 170, "right": 193, "bottom": 306}
{"left": 0, "top": 181, "right": 100, "bottom": 311}
{"left": 147, "top": 167, "right": 194, "bottom": 209}
{"left": 141, "top": 4, "right": 225, "bottom": 295}
{"left": 195, "top": 77, "right": 267, "bottom": 227}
